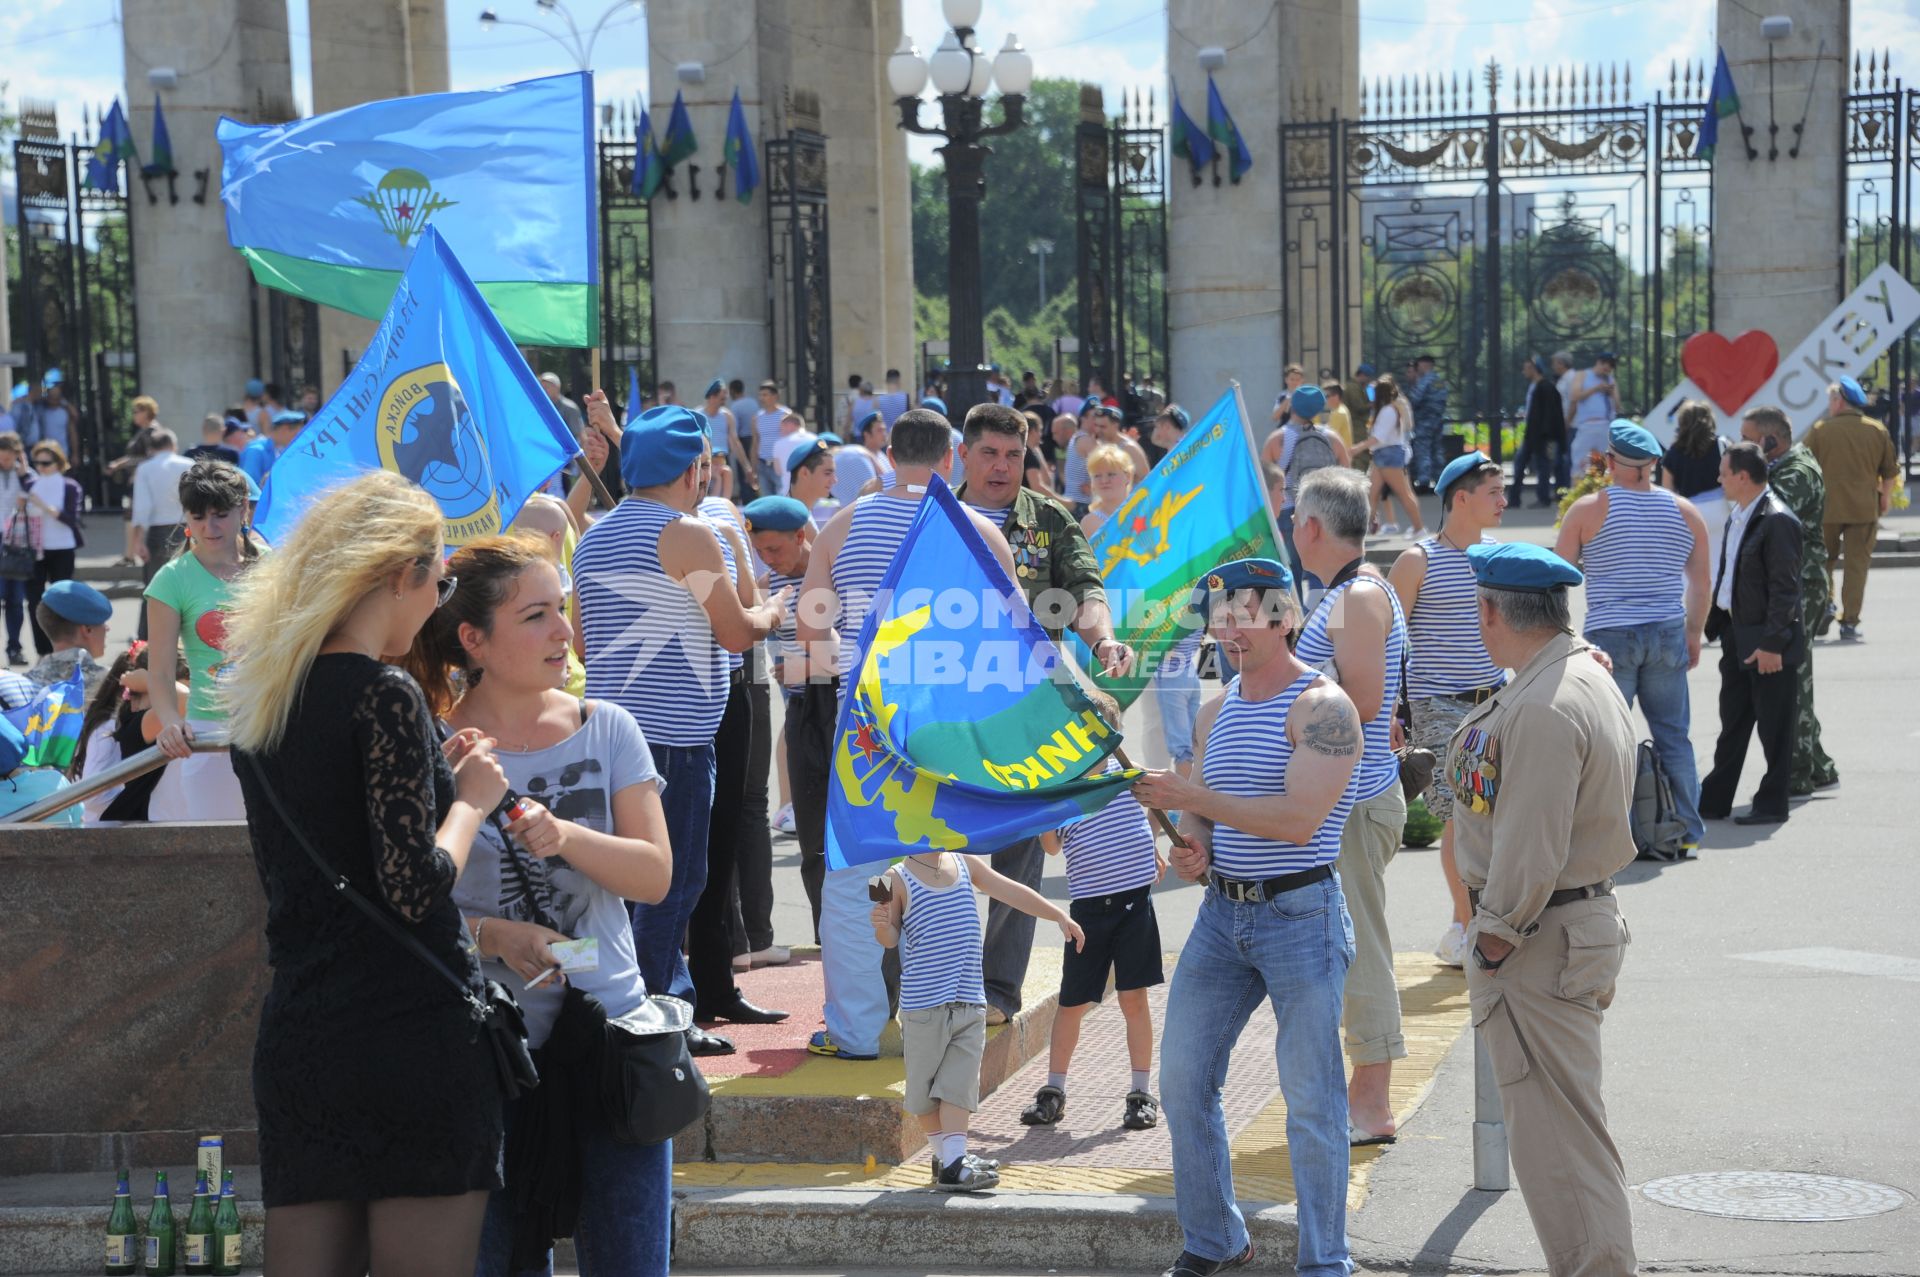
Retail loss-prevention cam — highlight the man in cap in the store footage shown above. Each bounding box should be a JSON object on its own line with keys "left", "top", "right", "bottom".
{"left": 1133, "top": 556, "right": 1362, "bottom": 1277}
{"left": 14, "top": 370, "right": 74, "bottom": 457}
{"left": 573, "top": 403, "right": 789, "bottom": 1056}
{"left": 1555, "top": 419, "right": 1711, "bottom": 851}
{"left": 834, "top": 409, "right": 892, "bottom": 505}
{"left": 1389, "top": 451, "right": 1508, "bottom": 969}
{"left": 1739, "top": 406, "right": 1839, "bottom": 795}
{"left": 954, "top": 401, "right": 1136, "bottom": 1026}
{"left": 1447, "top": 540, "right": 1638, "bottom": 1277}
{"left": 1263, "top": 384, "right": 1350, "bottom": 592}
{"left": 25, "top": 579, "right": 113, "bottom": 701}
{"left": 786, "top": 434, "right": 842, "bottom": 528}
{"left": 239, "top": 410, "right": 306, "bottom": 486}
{"left": 1806, "top": 376, "right": 1898, "bottom": 641}
{"left": 1405, "top": 354, "right": 1449, "bottom": 490}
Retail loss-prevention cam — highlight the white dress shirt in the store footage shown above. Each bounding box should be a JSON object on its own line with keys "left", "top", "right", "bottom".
{"left": 1715, "top": 486, "right": 1767, "bottom": 614}
{"left": 132, "top": 451, "right": 194, "bottom": 529}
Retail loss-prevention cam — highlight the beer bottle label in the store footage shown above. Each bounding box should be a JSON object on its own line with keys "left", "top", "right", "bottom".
{"left": 222, "top": 1234, "right": 243, "bottom": 1266}
{"left": 106, "top": 1236, "right": 133, "bottom": 1264}
{"left": 186, "top": 1234, "right": 209, "bottom": 1263}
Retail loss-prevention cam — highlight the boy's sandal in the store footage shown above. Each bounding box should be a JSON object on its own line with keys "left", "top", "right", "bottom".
{"left": 1019, "top": 1084, "right": 1066, "bottom": 1126}
{"left": 1123, "top": 1089, "right": 1159, "bottom": 1130}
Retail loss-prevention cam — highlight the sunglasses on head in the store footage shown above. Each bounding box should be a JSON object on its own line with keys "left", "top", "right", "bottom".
{"left": 436, "top": 575, "right": 460, "bottom": 607}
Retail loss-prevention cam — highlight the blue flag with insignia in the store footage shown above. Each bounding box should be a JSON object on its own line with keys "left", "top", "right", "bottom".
{"left": 3, "top": 669, "right": 88, "bottom": 771}
{"left": 824, "top": 477, "right": 1139, "bottom": 871}
{"left": 251, "top": 226, "right": 580, "bottom": 552}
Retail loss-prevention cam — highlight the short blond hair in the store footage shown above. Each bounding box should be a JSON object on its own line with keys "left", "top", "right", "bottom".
{"left": 132, "top": 395, "right": 160, "bottom": 421}
{"left": 1087, "top": 443, "right": 1132, "bottom": 475}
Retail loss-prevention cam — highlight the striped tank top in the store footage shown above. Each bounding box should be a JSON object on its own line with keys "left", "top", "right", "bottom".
{"left": 1292, "top": 576, "right": 1406, "bottom": 803}
{"left": 767, "top": 568, "right": 805, "bottom": 700}
{"left": 1058, "top": 759, "right": 1160, "bottom": 898}
{"left": 831, "top": 493, "right": 924, "bottom": 683}
{"left": 703, "top": 408, "right": 730, "bottom": 456}
{"left": 698, "top": 497, "right": 746, "bottom": 672}
{"left": 895, "top": 855, "right": 986, "bottom": 1010}
{"left": 754, "top": 407, "right": 787, "bottom": 460}
{"left": 1582, "top": 486, "right": 1691, "bottom": 632}
{"left": 1063, "top": 437, "right": 1093, "bottom": 504}
{"left": 1406, "top": 535, "right": 1505, "bottom": 698}
{"left": 574, "top": 498, "right": 729, "bottom": 746}
{"left": 831, "top": 447, "right": 879, "bottom": 506}
{"left": 1203, "top": 670, "right": 1356, "bottom": 877}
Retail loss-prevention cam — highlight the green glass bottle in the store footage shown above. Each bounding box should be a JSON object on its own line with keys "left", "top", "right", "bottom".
{"left": 182, "top": 1171, "right": 213, "bottom": 1274}
{"left": 143, "top": 1170, "right": 176, "bottom": 1277}
{"left": 105, "top": 1169, "right": 138, "bottom": 1276}
{"left": 210, "top": 1171, "right": 242, "bottom": 1277}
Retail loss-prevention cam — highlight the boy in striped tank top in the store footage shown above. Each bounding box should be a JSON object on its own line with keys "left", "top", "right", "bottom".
{"left": 1132, "top": 556, "right": 1363, "bottom": 1277}
{"left": 1020, "top": 691, "right": 1166, "bottom": 1134}
{"left": 1556, "top": 419, "right": 1712, "bottom": 848}
{"left": 871, "top": 848, "right": 1085, "bottom": 1193}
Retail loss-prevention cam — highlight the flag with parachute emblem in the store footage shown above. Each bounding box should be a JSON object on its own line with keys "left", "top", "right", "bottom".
{"left": 1169, "top": 87, "right": 1214, "bottom": 177}
{"left": 631, "top": 107, "right": 664, "bottom": 200}
{"left": 824, "top": 478, "right": 1139, "bottom": 871}
{"left": 143, "top": 94, "right": 177, "bottom": 178}
{"left": 661, "top": 91, "right": 698, "bottom": 168}
{"left": 3, "top": 669, "right": 88, "bottom": 771}
{"left": 217, "top": 72, "right": 597, "bottom": 347}
{"left": 724, "top": 89, "right": 759, "bottom": 204}
{"left": 251, "top": 227, "right": 580, "bottom": 552}
{"left": 85, "top": 100, "right": 137, "bottom": 193}
{"left": 1696, "top": 48, "right": 1740, "bottom": 160}
{"left": 1206, "top": 75, "right": 1253, "bottom": 183}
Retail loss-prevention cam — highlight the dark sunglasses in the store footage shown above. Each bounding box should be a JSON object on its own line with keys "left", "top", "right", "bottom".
{"left": 436, "top": 575, "right": 460, "bottom": 607}
{"left": 32, "top": 457, "right": 59, "bottom": 468}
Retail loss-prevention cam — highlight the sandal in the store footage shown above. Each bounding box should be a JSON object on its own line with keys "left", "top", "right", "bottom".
{"left": 1123, "top": 1089, "right": 1159, "bottom": 1130}
{"left": 1019, "top": 1084, "right": 1066, "bottom": 1126}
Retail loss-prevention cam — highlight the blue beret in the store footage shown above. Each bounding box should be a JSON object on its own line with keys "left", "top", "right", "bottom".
{"left": 786, "top": 433, "right": 842, "bottom": 474}
{"left": 1085, "top": 401, "right": 1122, "bottom": 421}
{"left": 41, "top": 579, "right": 113, "bottom": 626}
{"left": 43, "top": 368, "right": 63, "bottom": 387}
{"left": 245, "top": 378, "right": 265, "bottom": 398}
{"left": 1437, "top": 451, "right": 1499, "bottom": 505}
{"left": 1835, "top": 376, "right": 1867, "bottom": 408}
{"left": 1607, "top": 419, "right": 1660, "bottom": 461}
{"left": 1160, "top": 404, "right": 1191, "bottom": 432}
{"left": 1190, "top": 557, "right": 1294, "bottom": 617}
{"left": 853, "top": 409, "right": 882, "bottom": 437}
{"left": 1356, "top": 362, "right": 1377, "bottom": 376}
{"left": 742, "top": 495, "right": 810, "bottom": 533}
{"left": 920, "top": 396, "right": 947, "bottom": 414}
{"left": 620, "top": 404, "right": 708, "bottom": 489}
{"left": 270, "top": 409, "right": 307, "bottom": 427}
{"left": 704, "top": 378, "right": 725, "bottom": 399}
{"left": 1289, "top": 384, "right": 1326, "bottom": 419}
{"left": 1467, "top": 542, "right": 1582, "bottom": 593}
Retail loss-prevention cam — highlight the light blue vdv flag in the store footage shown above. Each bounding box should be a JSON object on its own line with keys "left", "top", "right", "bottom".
{"left": 252, "top": 227, "right": 580, "bottom": 552}
{"left": 218, "top": 72, "right": 598, "bottom": 347}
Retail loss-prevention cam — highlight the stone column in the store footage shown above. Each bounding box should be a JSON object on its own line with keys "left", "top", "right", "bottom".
{"left": 873, "top": 0, "right": 916, "bottom": 382}
{"left": 1711, "top": 0, "right": 1849, "bottom": 349}
{"left": 123, "top": 0, "right": 294, "bottom": 428}
{"left": 407, "top": 0, "right": 451, "bottom": 94}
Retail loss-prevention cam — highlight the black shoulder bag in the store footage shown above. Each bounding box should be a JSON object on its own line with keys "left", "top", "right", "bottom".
{"left": 235, "top": 750, "right": 540, "bottom": 1100}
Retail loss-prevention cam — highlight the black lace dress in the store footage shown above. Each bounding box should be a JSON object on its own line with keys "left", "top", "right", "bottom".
{"left": 232, "top": 654, "right": 504, "bottom": 1207}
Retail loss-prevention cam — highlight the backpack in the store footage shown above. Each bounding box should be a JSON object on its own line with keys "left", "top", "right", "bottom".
{"left": 1630, "top": 739, "right": 1690, "bottom": 861}
{"left": 1285, "top": 426, "right": 1339, "bottom": 499}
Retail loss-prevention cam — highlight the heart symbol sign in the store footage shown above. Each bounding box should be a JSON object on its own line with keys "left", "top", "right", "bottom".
{"left": 1681, "top": 331, "right": 1781, "bottom": 416}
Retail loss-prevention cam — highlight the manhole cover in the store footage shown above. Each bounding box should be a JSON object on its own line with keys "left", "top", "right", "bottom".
{"left": 1642, "top": 1171, "right": 1910, "bottom": 1222}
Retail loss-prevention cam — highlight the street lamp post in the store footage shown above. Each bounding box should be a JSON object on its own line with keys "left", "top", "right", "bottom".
{"left": 478, "top": 0, "right": 642, "bottom": 71}
{"left": 888, "top": 0, "right": 1031, "bottom": 419}
{"left": 1028, "top": 237, "right": 1054, "bottom": 310}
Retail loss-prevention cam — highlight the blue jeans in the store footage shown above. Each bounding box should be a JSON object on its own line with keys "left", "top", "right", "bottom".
{"left": 631, "top": 742, "right": 715, "bottom": 1002}
{"left": 476, "top": 1121, "right": 673, "bottom": 1277}
{"left": 1154, "top": 659, "right": 1203, "bottom": 764}
{"left": 1275, "top": 508, "right": 1321, "bottom": 597}
{"left": 1588, "top": 620, "right": 1703, "bottom": 842}
{"left": 1161, "top": 878, "right": 1356, "bottom": 1275}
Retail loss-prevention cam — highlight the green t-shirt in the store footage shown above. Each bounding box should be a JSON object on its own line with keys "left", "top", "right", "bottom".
{"left": 145, "top": 553, "right": 240, "bottom": 722}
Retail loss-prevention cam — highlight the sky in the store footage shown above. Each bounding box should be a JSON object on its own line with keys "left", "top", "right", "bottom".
{"left": 3, "top": 0, "right": 1916, "bottom": 173}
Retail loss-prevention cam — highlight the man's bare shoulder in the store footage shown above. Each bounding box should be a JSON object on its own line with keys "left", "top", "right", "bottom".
{"left": 1292, "top": 680, "right": 1361, "bottom": 757}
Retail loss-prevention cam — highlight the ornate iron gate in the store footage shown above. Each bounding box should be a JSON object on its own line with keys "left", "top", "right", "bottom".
{"left": 1074, "top": 87, "right": 1114, "bottom": 396}
{"left": 1112, "top": 89, "right": 1169, "bottom": 410}
{"left": 766, "top": 95, "right": 832, "bottom": 430}
{"left": 11, "top": 103, "right": 139, "bottom": 498}
{"left": 1843, "top": 56, "right": 1915, "bottom": 467}
{"left": 598, "top": 104, "right": 656, "bottom": 411}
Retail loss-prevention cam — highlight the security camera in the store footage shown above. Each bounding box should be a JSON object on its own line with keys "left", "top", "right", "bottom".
{"left": 148, "top": 67, "right": 179, "bottom": 89}
{"left": 1760, "top": 15, "right": 1792, "bottom": 41}
{"left": 1198, "top": 47, "right": 1226, "bottom": 72}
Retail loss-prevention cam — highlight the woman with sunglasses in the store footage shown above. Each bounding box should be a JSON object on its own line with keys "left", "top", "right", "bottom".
{"left": 223, "top": 471, "right": 512, "bottom": 1277}
{"left": 20, "top": 440, "right": 84, "bottom": 657}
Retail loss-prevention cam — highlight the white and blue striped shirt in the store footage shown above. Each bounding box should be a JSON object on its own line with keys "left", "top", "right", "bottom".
{"left": 1058, "top": 759, "right": 1159, "bottom": 898}
{"left": 894, "top": 855, "right": 986, "bottom": 1011}
{"left": 1062, "top": 436, "right": 1093, "bottom": 504}
{"left": 1582, "top": 486, "right": 1691, "bottom": 633}
{"left": 575, "top": 498, "right": 729, "bottom": 747}
{"left": 831, "top": 447, "right": 881, "bottom": 506}
{"left": 1293, "top": 576, "right": 1405, "bottom": 803}
{"left": 1406, "top": 534, "right": 1505, "bottom": 698}
{"left": 699, "top": 497, "right": 747, "bottom": 673}
{"left": 703, "top": 408, "right": 731, "bottom": 456}
{"left": 1203, "top": 671, "right": 1355, "bottom": 877}
{"left": 874, "top": 391, "right": 910, "bottom": 428}
{"left": 767, "top": 568, "right": 805, "bottom": 700}
{"left": 754, "top": 406, "right": 789, "bottom": 461}
{"left": 830, "top": 493, "right": 923, "bottom": 684}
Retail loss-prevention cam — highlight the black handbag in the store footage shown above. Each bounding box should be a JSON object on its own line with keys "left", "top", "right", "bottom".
{"left": 0, "top": 516, "right": 33, "bottom": 582}
{"left": 235, "top": 750, "right": 540, "bottom": 1100}
{"left": 600, "top": 995, "right": 709, "bottom": 1146}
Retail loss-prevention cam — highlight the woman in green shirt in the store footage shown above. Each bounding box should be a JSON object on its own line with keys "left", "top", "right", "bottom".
{"left": 147, "top": 460, "right": 262, "bottom": 820}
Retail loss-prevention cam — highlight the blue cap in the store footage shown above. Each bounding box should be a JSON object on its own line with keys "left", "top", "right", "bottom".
{"left": 1437, "top": 451, "right": 1500, "bottom": 506}
{"left": 1835, "top": 375, "right": 1867, "bottom": 409}
{"left": 10, "top": 382, "right": 27, "bottom": 402}
{"left": 1356, "top": 362, "right": 1377, "bottom": 377}
{"left": 270, "top": 409, "right": 307, "bottom": 427}
{"left": 0, "top": 711, "right": 25, "bottom": 774}
{"left": 1607, "top": 419, "right": 1660, "bottom": 461}
{"left": 1160, "top": 404, "right": 1191, "bottom": 432}
{"left": 40, "top": 579, "right": 113, "bottom": 626}
{"left": 1467, "top": 542, "right": 1582, "bottom": 593}
{"left": 704, "top": 378, "right": 725, "bottom": 399}
{"left": 245, "top": 378, "right": 265, "bottom": 398}
{"left": 1085, "top": 401, "right": 1122, "bottom": 421}
{"left": 920, "top": 396, "right": 947, "bottom": 414}
{"left": 620, "top": 404, "right": 708, "bottom": 489}
{"left": 787, "top": 433, "right": 842, "bottom": 474}
{"left": 1189, "top": 557, "right": 1294, "bottom": 617}
{"left": 1289, "top": 385, "right": 1326, "bottom": 419}
{"left": 742, "top": 495, "right": 811, "bottom": 533}
{"left": 42, "top": 369, "right": 62, "bottom": 388}
{"left": 853, "top": 409, "right": 882, "bottom": 437}
{"left": 1595, "top": 351, "right": 1617, "bottom": 364}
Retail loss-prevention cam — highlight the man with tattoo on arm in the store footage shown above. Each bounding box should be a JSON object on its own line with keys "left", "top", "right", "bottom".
{"left": 1133, "top": 558, "right": 1363, "bottom": 1277}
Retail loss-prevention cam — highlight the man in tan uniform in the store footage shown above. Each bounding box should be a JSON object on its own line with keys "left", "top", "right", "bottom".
{"left": 1447, "top": 541, "right": 1638, "bottom": 1277}
{"left": 1806, "top": 376, "right": 1898, "bottom": 640}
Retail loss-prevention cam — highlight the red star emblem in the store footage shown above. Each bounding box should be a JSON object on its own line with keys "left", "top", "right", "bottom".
{"left": 1132, "top": 515, "right": 1148, "bottom": 533}
{"left": 853, "top": 723, "right": 882, "bottom": 762}
{"left": 395, "top": 200, "right": 415, "bottom": 220}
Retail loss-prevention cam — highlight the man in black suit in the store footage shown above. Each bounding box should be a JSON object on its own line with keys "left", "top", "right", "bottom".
{"left": 1700, "top": 441, "right": 1805, "bottom": 827}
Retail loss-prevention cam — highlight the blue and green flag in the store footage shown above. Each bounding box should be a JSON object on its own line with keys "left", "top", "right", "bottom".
{"left": 218, "top": 72, "right": 598, "bottom": 348}
{"left": 1206, "top": 76, "right": 1253, "bottom": 183}
{"left": 251, "top": 226, "right": 580, "bottom": 552}
{"left": 661, "top": 91, "right": 697, "bottom": 168}
{"left": 85, "top": 99, "right": 136, "bottom": 193}
{"left": 1696, "top": 48, "right": 1740, "bottom": 160}
{"left": 1170, "top": 87, "right": 1215, "bottom": 176}
{"left": 724, "top": 89, "right": 759, "bottom": 205}
{"left": 3, "top": 669, "right": 88, "bottom": 771}
{"left": 143, "top": 94, "right": 176, "bottom": 178}
{"left": 825, "top": 478, "right": 1139, "bottom": 871}
{"left": 632, "top": 107, "right": 664, "bottom": 200}
{"left": 1081, "top": 386, "right": 1281, "bottom": 707}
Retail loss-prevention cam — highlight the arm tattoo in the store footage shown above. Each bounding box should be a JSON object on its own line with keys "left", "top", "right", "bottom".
{"left": 1301, "top": 696, "right": 1360, "bottom": 757}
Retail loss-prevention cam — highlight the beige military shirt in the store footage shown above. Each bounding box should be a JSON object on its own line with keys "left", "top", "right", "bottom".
{"left": 1445, "top": 631, "right": 1638, "bottom": 949}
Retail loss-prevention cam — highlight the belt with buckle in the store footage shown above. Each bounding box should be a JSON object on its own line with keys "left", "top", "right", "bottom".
{"left": 1445, "top": 683, "right": 1505, "bottom": 705}
{"left": 1468, "top": 879, "right": 1613, "bottom": 913}
{"left": 1209, "top": 863, "right": 1333, "bottom": 904}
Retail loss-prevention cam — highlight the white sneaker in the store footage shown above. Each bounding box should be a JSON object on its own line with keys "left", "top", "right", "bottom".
{"left": 773, "top": 803, "right": 796, "bottom": 834}
{"left": 1434, "top": 922, "right": 1468, "bottom": 968}
{"left": 748, "top": 944, "right": 792, "bottom": 968}
{"left": 1381, "top": 523, "right": 1401, "bottom": 536}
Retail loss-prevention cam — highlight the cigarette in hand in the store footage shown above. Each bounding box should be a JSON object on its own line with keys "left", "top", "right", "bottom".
{"left": 525, "top": 967, "right": 560, "bottom": 989}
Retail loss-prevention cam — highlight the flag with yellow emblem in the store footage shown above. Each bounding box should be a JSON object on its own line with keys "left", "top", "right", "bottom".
{"left": 825, "top": 477, "right": 1139, "bottom": 871}
{"left": 3, "top": 669, "right": 89, "bottom": 771}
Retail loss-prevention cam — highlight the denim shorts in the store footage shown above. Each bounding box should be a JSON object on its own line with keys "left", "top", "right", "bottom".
{"left": 1374, "top": 444, "right": 1409, "bottom": 469}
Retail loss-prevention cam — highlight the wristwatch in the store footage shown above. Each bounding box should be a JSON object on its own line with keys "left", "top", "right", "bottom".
{"left": 1471, "top": 943, "right": 1506, "bottom": 971}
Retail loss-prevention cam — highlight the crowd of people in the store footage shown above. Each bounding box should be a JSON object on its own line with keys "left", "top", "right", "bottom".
{"left": 0, "top": 344, "right": 1906, "bottom": 1277}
